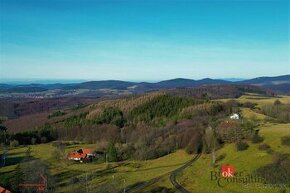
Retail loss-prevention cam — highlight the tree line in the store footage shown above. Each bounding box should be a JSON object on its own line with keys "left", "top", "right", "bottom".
{"left": 1, "top": 95, "right": 258, "bottom": 161}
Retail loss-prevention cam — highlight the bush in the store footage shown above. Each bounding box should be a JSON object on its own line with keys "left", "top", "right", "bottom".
{"left": 31, "top": 137, "right": 37, "bottom": 145}
{"left": 216, "top": 154, "right": 226, "bottom": 162}
{"left": 266, "top": 148, "right": 274, "bottom": 154}
{"left": 48, "top": 111, "right": 66, "bottom": 118}
{"left": 52, "top": 142, "right": 66, "bottom": 161}
{"left": 0, "top": 117, "right": 8, "bottom": 124}
{"left": 241, "top": 120, "right": 257, "bottom": 130}
{"left": 68, "top": 176, "right": 79, "bottom": 185}
{"left": 106, "top": 143, "right": 118, "bottom": 162}
{"left": 281, "top": 136, "right": 290, "bottom": 146}
{"left": 258, "top": 143, "right": 270, "bottom": 150}
{"left": 41, "top": 136, "right": 47, "bottom": 143}
{"left": 10, "top": 139, "right": 19, "bottom": 147}
{"left": 251, "top": 134, "right": 264, "bottom": 144}
{"left": 236, "top": 141, "right": 249, "bottom": 151}
{"left": 274, "top": 99, "right": 282, "bottom": 106}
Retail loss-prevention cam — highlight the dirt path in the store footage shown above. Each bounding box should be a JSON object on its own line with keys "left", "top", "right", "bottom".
{"left": 169, "top": 154, "right": 201, "bottom": 193}
{"left": 118, "top": 153, "right": 201, "bottom": 193}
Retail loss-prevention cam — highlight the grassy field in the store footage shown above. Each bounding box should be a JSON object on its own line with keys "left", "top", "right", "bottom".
{"left": 174, "top": 123, "right": 290, "bottom": 193}
{"left": 238, "top": 95, "right": 290, "bottom": 106}
{"left": 240, "top": 108, "right": 268, "bottom": 120}
{"left": 141, "top": 123, "right": 290, "bottom": 193}
{"left": 218, "top": 94, "right": 290, "bottom": 107}
{"left": 0, "top": 143, "right": 192, "bottom": 192}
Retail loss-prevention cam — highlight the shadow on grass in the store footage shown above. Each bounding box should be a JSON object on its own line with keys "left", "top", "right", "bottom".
{"left": 6, "top": 151, "right": 26, "bottom": 156}
{"left": 117, "top": 162, "right": 185, "bottom": 174}
{"left": 55, "top": 170, "right": 83, "bottom": 182}
{"left": 2, "top": 156, "right": 25, "bottom": 167}
{"left": 56, "top": 170, "right": 84, "bottom": 187}
{"left": 0, "top": 170, "right": 14, "bottom": 176}
{"left": 56, "top": 165, "right": 118, "bottom": 188}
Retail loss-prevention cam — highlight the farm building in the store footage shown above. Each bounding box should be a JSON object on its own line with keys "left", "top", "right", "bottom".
{"left": 0, "top": 186, "right": 11, "bottom": 193}
{"left": 67, "top": 148, "right": 95, "bottom": 162}
{"left": 230, "top": 113, "right": 240, "bottom": 120}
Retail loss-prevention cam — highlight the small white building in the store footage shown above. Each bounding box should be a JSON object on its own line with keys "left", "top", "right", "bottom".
{"left": 230, "top": 113, "right": 240, "bottom": 120}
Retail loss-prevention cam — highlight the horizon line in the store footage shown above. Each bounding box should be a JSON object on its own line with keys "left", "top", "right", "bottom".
{"left": 0, "top": 74, "right": 289, "bottom": 85}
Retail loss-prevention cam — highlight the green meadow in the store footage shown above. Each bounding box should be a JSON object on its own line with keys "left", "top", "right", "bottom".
{"left": 140, "top": 122, "right": 290, "bottom": 193}
{"left": 0, "top": 144, "right": 192, "bottom": 192}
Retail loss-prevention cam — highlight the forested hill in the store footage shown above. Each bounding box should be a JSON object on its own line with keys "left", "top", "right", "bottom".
{"left": 0, "top": 75, "right": 289, "bottom": 94}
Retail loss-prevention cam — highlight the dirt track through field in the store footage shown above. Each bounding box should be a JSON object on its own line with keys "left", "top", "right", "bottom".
{"left": 169, "top": 154, "right": 201, "bottom": 193}
{"left": 118, "top": 153, "right": 201, "bottom": 193}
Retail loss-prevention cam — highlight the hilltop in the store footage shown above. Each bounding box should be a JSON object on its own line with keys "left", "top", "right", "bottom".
{"left": 0, "top": 75, "right": 289, "bottom": 97}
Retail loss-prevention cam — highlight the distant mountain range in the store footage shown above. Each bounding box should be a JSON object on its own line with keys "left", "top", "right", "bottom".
{"left": 0, "top": 75, "right": 289, "bottom": 94}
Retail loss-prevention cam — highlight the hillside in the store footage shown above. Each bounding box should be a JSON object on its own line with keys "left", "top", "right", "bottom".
{"left": 1, "top": 75, "right": 289, "bottom": 98}
{"left": 238, "top": 75, "right": 290, "bottom": 85}
{"left": 1, "top": 94, "right": 289, "bottom": 193}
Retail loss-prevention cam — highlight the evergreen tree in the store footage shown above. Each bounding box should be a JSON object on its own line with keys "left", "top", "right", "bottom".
{"left": 106, "top": 142, "right": 118, "bottom": 162}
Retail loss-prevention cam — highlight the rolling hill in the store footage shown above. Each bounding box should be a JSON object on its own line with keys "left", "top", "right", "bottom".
{"left": 0, "top": 75, "right": 289, "bottom": 95}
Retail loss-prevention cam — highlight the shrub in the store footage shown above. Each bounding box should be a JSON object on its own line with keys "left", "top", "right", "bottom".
{"left": 52, "top": 148, "right": 64, "bottom": 161}
{"left": 274, "top": 99, "right": 282, "bottom": 106}
{"left": 216, "top": 154, "right": 226, "bottom": 162}
{"left": 0, "top": 117, "right": 8, "bottom": 124}
{"left": 258, "top": 143, "right": 270, "bottom": 150}
{"left": 266, "top": 148, "right": 274, "bottom": 154}
{"left": 48, "top": 111, "right": 66, "bottom": 118}
{"left": 41, "top": 137, "right": 47, "bottom": 143}
{"left": 31, "top": 137, "right": 37, "bottom": 145}
{"left": 241, "top": 120, "right": 257, "bottom": 130}
{"left": 10, "top": 139, "right": 19, "bottom": 147}
{"left": 68, "top": 176, "right": 79, "bottom": 185}
{"left": 52, "top": 142, "right": 66, "bottom": 161}
{"left": 106, "top": 142, "right": 118, "bottom": 162}
{"left": 281, "top": 136, "right": 290, "bottom": 146}
{"left": 251, "top": 134, "right": 264, "bottom": 144}
{"left": 236, "top": 141, "right": 249, "bottom": 151}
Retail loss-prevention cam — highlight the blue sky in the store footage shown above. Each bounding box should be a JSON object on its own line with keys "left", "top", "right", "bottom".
{"left": 0, "top": 0, "right": 289, "bottom": 82}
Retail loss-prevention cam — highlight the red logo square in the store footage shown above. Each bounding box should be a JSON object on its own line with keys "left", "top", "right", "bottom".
{"left": 221, "top": 165, "right": 234, "bottom": 178}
